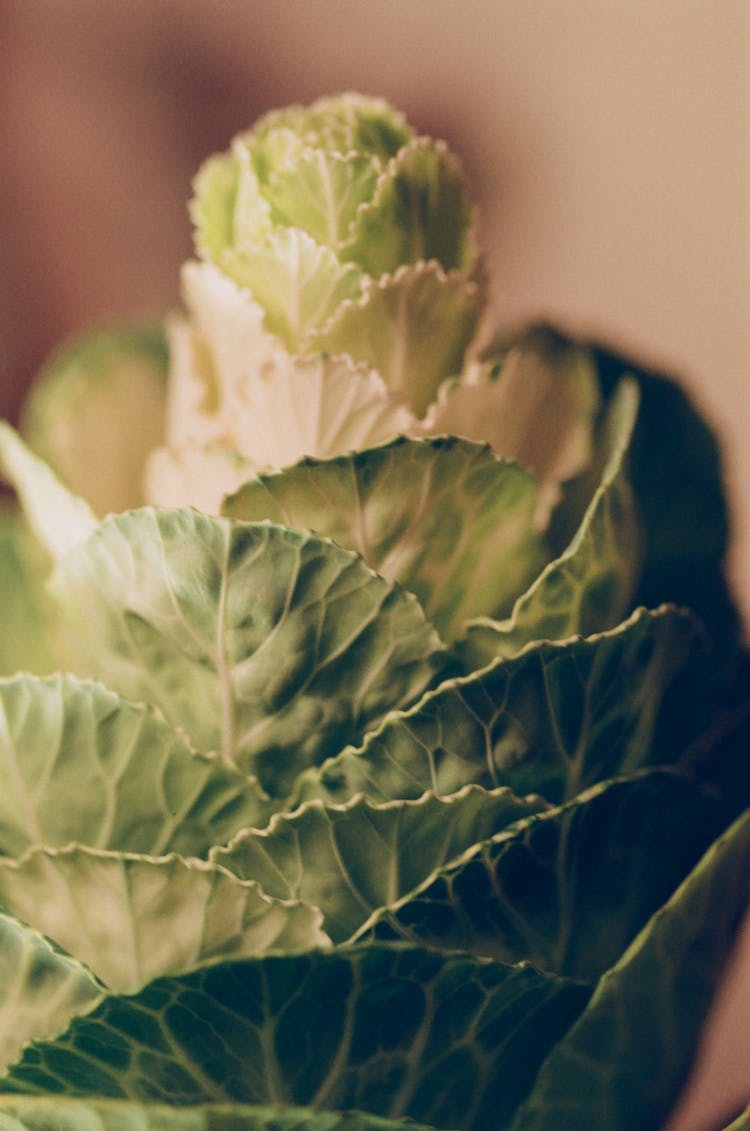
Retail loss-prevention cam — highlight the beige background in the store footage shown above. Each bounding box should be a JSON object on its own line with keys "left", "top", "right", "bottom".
{"left": 1, "top": 2, "right": 748, "bottom": 1126}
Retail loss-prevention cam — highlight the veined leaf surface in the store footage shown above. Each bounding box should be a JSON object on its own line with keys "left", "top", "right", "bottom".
{"left": 213, "top": 786, "right": 545, "bottom": 943}
{"left": 366, "top": 771, "right": 725, "bottom": 981}
{"left": 0, "top": 913, "right": 101, "bottom": 1074}
{"left": 2, "top": 946, "right": 589, "bottom": 1131}
{"left": 54, "top": 510, "right": 445, "bottom": 797}
{"left": 0, "top": 849, "right": 327, "bottom": 992}
{"left": 299, "top": 606, "right": 708, "bottom": 806}
{"left": 220, "top": 230, "right": 362, "bottom": 350}
{"left": 224, "top": 437, "right": 544, "bottom": 640}
{"left": 0, "top": 675, "right": 270, "bottom": 858}
{"left": 307, "top": 264, "right": 482, "bottom": 417}
{"left": 344, "top": 139, "right": 474, "bottom": 277}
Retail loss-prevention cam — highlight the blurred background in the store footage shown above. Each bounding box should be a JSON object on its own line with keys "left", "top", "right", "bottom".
{"left": 0, "top": 1, "right": 748, "bottom": 1126}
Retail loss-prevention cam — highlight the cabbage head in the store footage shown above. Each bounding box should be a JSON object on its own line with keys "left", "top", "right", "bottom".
{"left": 0, "top": 93, "right": 747, "bottom": 1131}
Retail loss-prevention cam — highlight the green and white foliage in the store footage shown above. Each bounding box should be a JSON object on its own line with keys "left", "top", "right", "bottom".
{"left": 0, "top": 93, "right": 745, "bottom": 1131}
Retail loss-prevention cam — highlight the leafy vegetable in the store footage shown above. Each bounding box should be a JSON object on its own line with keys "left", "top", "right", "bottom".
{"left": 0, "top": 93, "right": 744, "bottom": 1131}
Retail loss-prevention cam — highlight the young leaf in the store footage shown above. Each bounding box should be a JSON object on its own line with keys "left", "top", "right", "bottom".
{"left": 265, "top": 150, "right": 380, "bottom": 247}
{"left": 211, "top": 353, "right": 414, "bottom": 473}
{"left": 422, "top": 328, "right": 600, "bottom": 525}
{"left": 344, "top": 139, "right": 475, "bottom": 277}
{"left": 220, "top": 229, "right": 362, "bottom": 350}
{"left": 307, "top": 263, "right": 482, "bottom": 416}
{"left": 191, "top": 152, "right": 244, "bottom": 260}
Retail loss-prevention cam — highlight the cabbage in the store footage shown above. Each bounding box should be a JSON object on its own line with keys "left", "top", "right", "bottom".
{"left": 0, "top": 93, "right": 746, "bottom": 1131}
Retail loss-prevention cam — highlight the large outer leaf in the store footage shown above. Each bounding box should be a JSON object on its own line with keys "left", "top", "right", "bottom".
{"left": 53, "top": 510, "right": 445, "bottom": 797}
{"left": 0, "top": 1097, "right": 441, "bottom": 1130}
{"left": 2, "top": 946, "right": 589, "bottom": 1131}
{"left": 298, "top": 607, "right": 709, "bottom": 807}
{"left": 461, "top": 377, "right": 640, "bottom": 666}
{"left": 212, "top": 787, "right": 546, "bottom": 943}
{"left": 366, "top": 771, "right": 725, "bottom": 981}
{"left": 510, "top": 804, "right": 750, "bottom": 1131}
{"left": 0, "top": 675, "right": 269, "bottom": 858}
{"left": 0, "top": 849, "right": 327, "bottom": 992}
{"left": 594, "top": 343, "right": 738, "bottom": 654}
{"left": 0, "top": 913, "right": 101, "bottom": 1074}
{"left": 223, "top": 437, "right": 544, "bottom": 641}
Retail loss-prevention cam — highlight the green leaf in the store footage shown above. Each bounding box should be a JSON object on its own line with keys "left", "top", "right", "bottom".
{"left": 233, "top": 142, "right": 275, "bottom": 245}
{"left": 0, "top": 849, "right": 327, "bottom": 992}
{"left": 191, "top": 153, "right": 243, "bottom": 261}
{"left": 594, "top": 343, "right": 739, "bottom": 653}
{"left": 54, "top": 510, "right": 446, "bottom": 798}
{"left": 367, "top": 771, "right": 726, "bottom": 981}
{"left": 460, "top": 377, "right": 641, "bottom": 665}
{"left": 307, "top": 264, "right": 482, "bottom": 416}
{"left": 510, "top": 803, "right": 750, "bottom": 1131}
{"left": 223, "top": 437, "right": 545, "bottom": 641}
{"left": 219, "top": 230, "right": 362, "bottom": 349}
{"left": 250, "top": 94, "right": 412, "bottom": 169}
{"left": 0, "top": 1097, "right": 443, "bottom": 1131}
{"left": 345, "top": 140, "right": 475, "bottom": 277}
{"left": 0, "top": 675, "right": 270, "bottom": 858}
{"left": 3, "top": 946, "right": 589, "bottom": 1131}
{"left": 0, "top": 509, "right": 63, "bottom": 677}
{"left": 0, "top": 912, "right": 101, "bottom": 1074}
{"left": 298, "top": 606, "right": 708, "bottom": 806}
{"left": 213, "top": 786, "right": 546, "bottom": 943}
{"left": 684, "top": 650, "right": 750, "bottom": 818}
{"left": 20, "top": 327, "right": 168, "bottom": 517}
{"left": 265, "top": 151, "right": 380, "bottom": 247}
{"left": 0, "top": 425, "right": 96, "bottom": 563}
